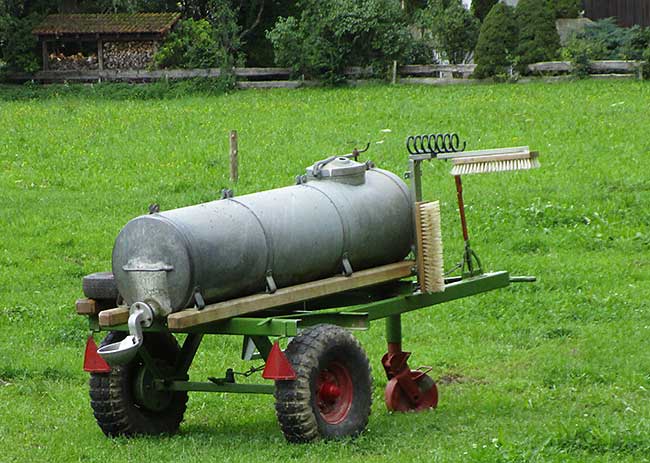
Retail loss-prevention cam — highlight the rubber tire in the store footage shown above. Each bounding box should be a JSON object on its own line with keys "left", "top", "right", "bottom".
{"left": 82, "top": 272, "right": 119, "bottom": 301}
{"left": 89, "top": 331, "right": 188, "bottom": 437}
{"left": 274, "top": 324, "right": 372, "bottom": 443}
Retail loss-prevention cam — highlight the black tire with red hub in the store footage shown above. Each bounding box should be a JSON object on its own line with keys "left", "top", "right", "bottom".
{"left": 274, "top": 324, "right": 372, "bottom": 443}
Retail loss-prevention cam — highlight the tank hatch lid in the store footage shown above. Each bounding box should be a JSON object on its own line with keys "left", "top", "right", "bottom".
{"left": 305, "top": 157, "right": 367, "bottom": 183}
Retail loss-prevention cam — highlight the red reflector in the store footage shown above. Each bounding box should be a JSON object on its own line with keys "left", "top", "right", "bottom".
{"left": 262, "top": 342, "right": 297, "bottom": 380}
{"left": 83, "top": 336, "right": 111, "bottom": 373}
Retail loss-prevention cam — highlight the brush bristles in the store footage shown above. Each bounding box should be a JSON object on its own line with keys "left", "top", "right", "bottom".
{"left": 451, "top": 157, "right": 540, "bottom": 176}
{"left": 417, "top": 201, "right": 445, "bottom": 293}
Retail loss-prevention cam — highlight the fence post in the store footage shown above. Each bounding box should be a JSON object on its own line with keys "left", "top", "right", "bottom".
{"left": 230, "top": 130, "right": 238, "bottom": 183}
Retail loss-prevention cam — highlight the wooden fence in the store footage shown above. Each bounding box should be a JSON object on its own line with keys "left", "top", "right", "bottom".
{"left": 584, "top": 0, "right": 650, "bottom": 27}
{"left": 3, "top": 61, "right": 645, "bottom": 87}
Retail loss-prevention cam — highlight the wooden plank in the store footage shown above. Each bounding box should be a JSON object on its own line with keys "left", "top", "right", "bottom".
{"left": 167, "top": 261, "right": 415, "bottom": 330}
{"left": 236, "top": 80, "right": 303, "bottom": 89}
{"left": 589, "top": 60, "right": 638, "bottom": 72}
{"left": 399, "top": 64, "right": 476, "bottom": 76}
{"left": 76, "top": 298, "right": 97, "bottom": 315}
{"left": 234, "top": 67, "right": 291, "bottom": 78}
{"left": 99, "top": 307, "right": 129, "bottom": 326}
{"left": 527, "top": 61, "right": 571, "bottom": 73}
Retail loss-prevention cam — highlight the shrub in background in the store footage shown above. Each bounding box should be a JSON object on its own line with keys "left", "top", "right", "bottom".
{"left": 417, "top": 0, "right": 480, "bottom": 64}
{"left": 548, "top": 0, "right": 581, "bottom": 19}
{"left": 514, "top": 0, "right": 560, "bottom": 74}
{"left": 562, "top": 19, "right": 650, "bottom": 61}
{"left": 473, "top": 2, "right": 517, "bottom": 79}
{"left": 154, "top": 18, "right": 240, "bottom": 69}
{"left": 267, "top": 0, "right": 411, "bottom": 84}
{"left": 471, "top": 0, "right": 497, "bottom": 22}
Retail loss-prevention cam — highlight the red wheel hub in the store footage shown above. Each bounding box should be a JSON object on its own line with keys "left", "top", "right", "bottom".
{"left": 316, "top": 361, "right": 353, "bottom": 424}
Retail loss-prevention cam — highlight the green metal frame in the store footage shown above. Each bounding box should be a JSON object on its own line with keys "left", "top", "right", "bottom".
{"left": 93, "top": 271, "right": 515, "bottom": 396}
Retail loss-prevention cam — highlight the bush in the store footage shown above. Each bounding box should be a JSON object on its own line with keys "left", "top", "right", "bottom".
{"left": 548, "top": 0, "right": 581, "bottom": 19}
{"left": 154, "top": 18, "right": 239, "bottom": 69}
{"left": 562, "top": 19, "right": 650, "bottom": 61}
{"left": 514, "top": 0, "right": 561, "bottom": 74}
{"left": 471, "top": 0, "right": 498, "bottom": 22}
{"left": 473, "top": 2, "right": 517, "bottom": 79}
{"left": 267, "top": 0, "right": 411, "bottom": 84}
{"left": 417, "top": 0, "right": 480, "bottom": 64}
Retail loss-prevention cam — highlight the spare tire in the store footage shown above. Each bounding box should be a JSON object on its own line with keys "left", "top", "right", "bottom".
{"left": 82, "top": 272, "right": 119, "bottom": 301}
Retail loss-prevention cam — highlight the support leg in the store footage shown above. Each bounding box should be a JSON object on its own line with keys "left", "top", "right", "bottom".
{"left": 382, "top": 314, "right": 439, "bottom": 412}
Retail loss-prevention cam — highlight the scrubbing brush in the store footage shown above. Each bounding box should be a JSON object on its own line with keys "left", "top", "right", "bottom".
{"left": 415, "top": 201, "right": 445, "bottom": 293}
{"left": 439, "top": 146, "right": 540, "bottom": 176}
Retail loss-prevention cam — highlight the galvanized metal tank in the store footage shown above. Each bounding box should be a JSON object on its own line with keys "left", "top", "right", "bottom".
{"left": 112, "top": 157, "right": 413, "bottom": 315}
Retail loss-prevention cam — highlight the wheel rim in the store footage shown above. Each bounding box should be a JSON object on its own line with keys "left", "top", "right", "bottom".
{"left": 133, "top": 364, "right": 173, "bottom": 412}
{"left": 316, "top": 361, "right": 353, "bottom": 424}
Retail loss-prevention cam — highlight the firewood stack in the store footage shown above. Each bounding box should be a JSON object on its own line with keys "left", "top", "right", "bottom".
{"left": 49, "top": 52, "right": 99, "bottom": 71}
{"left": 104, "top": 41, "right": 156, "bottom": 70}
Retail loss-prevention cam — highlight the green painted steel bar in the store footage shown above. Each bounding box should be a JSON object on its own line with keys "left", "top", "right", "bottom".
{"left": 385, "top": 314, "right": 402, "bottom": 344}
{"left": 179, "top": 317, "right": 299, "bottom": 337}
{"left": 160, "top": 380, "right": 274, "bottom": 394}
{"left": 354, "top": 271, "right": 510, "bottom": 321}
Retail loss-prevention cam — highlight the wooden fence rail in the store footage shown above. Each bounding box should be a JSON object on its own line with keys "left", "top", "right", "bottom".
{"left": 3, "top": 60, "right": 645, "bottom": 86}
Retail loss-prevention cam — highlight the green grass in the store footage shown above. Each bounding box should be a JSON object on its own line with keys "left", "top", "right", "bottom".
{"left": 1, "top": 79, "right": 649, "bottom": 462}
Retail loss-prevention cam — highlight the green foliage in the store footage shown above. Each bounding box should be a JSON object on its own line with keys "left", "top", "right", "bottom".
{"left": 473, "top": 2, "right": 517, "bottom": 79}
{"left": 267, "top": 0, "right": 411, "bottom": 84}
{"left": 154, "top": 18, "right": 239, "bottom": 69}
{"left": 470, "top": 0, "right": 497, "bottom": 22}
{"left": 561, "top": 19, "right": 650, "bottom": 75}
{"left": 0, "top": 14, "right": 42, "bottom": 73}
{"left": 0, "top": 77, "right": 235, "bottom": 100}
{"left": 547, "top": 0, "right": 581, "bottom": 19}
{"left": 514, "top": 0, "right": 561, "bottom": 74}
{"left": 642, "top": 46, "right": 650, "bottom": 79}
{"left": 416, "top": 0, "right": 480, "bottom": 64}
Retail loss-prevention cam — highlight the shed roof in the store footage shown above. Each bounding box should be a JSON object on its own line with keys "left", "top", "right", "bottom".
{"left": 33, "top": 13, "right": 180, "bottom": 36}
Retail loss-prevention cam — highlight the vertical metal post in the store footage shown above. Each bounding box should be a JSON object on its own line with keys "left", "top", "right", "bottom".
{"left": 230, "top": 130, "right": 239, "bottom": 182}
{"left": 385, "top": 314, "right": 402, "bottom": 346}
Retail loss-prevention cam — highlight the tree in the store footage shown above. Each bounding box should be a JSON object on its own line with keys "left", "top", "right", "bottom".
{"left": 471, "top": 0, "right": 497, "bottom": 22}
{"left": 514, "top": 0, "right": 560, "bottom": 73}
{"left": 547, "top": 0, "right": 581, "bottom": 19}
{"left": 267, "top": 0, "right": 411, "bottom": 84}
{"left": 417, "top": 0, "right": 480, "bottom": 64}
{"left": 473, "top": 2, "right": 517, "bottom": 78}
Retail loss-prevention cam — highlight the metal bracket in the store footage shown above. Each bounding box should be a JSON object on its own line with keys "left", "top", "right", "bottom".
{"left": 194, "top": 288, "right": 206, "bottom": 310}
{"left": 342, "top": 254, "right": 353, "bottom": 277}
{"left": 265, "top": 271, "right": 277, "bottom": 294}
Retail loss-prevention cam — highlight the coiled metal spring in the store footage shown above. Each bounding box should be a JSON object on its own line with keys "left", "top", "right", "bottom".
{"left": 406, "top": 133, "right": 467, "bottom": 156}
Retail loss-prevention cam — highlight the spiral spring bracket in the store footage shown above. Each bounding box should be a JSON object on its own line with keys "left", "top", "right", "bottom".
{"left": 406, "top": 132, "right": 466, "bottom": 161}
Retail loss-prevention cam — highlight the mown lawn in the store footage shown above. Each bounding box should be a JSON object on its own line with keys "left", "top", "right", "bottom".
{"left": 0, "top": 79, "right": 649, "bottom": 462}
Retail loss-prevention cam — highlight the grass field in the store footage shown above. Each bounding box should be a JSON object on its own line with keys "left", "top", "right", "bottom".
{"left": 0, "top": 79, "right": 649, "bottom": 462}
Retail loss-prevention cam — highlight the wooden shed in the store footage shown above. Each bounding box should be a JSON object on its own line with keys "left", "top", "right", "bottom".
{"left": 32, "top": 13, "right": 180, "bottom": 71}
{"left": 583, "top": 0, "right": 650, "bottom": 27}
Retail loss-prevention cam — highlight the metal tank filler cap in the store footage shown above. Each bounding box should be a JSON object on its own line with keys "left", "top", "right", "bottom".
{"left": 306, "top": 157, "right": 367, "bottom": 185}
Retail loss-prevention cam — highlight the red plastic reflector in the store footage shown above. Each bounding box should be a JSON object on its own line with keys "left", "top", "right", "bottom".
{"left": 83, "top": 336, "right": 111, "bottom": 373}
{"left": 262, "top": 342, "right": 297, "bottom": 380}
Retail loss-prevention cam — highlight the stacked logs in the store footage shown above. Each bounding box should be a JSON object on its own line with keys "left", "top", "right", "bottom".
{"left": 104, "top": 41, "right": 156, "bottom": 70}
{"left": 49, "top": 52, "right": 98, "bottom": 71}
